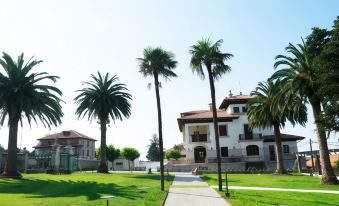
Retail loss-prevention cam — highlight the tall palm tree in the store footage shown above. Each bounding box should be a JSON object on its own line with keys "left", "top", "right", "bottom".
{"left": 272, "top": 42, "right": 339, "bottom": 184}
{"left": 74, "top": 72, "right": 132, "bottom": 173}
{"left": 189, "top": 38, "right": 233, "bottom": 191}
{"left": 137, "top": 47, "right": 177, "bottom": 191}
{"left": 0, "top": 52, "right": 63, "bottom": 178}
{"left": 247, "top": 80, "right": 307, "bottom": 174}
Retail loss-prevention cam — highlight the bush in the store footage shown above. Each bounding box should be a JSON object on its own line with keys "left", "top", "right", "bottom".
{"left": 165, "top": 150, "right": 181, "bottom": 160}
{"left": 334, "top": 160, "right": 339, "bottom": 174}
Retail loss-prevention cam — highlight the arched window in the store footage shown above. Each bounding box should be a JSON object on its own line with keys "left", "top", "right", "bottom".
{"left": 246, "top": 145, "right": 259, "bottom": 156}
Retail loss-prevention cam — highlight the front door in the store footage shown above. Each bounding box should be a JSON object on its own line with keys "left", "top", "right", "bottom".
{"left": 269, "top": 145, "right": 276, "bottom": 161}
{"left": 194, "top": 146, "right": 206, "bottom": 163}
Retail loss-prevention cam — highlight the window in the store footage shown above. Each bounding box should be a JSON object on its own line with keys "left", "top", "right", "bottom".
{"left": 81, "top": 150, "right": 84, "bottom": 156}
{"left": 246, "top": 145, "right": 259, "bottom": 156}
{"left": 219, "top": 125, "right": 228, "bottom": 136}
{"left": 242, "top": 106, "right": 247, "bottom": 112}
{"left": 115, "top": 162, "right": 123, "bottom": 166}
{"left": 233, "top": 107, "right": 240, "bottom": 113}
{"left": 87, "top": 140, "right": 90, "bottom": 147}
{"left": 87, "top": 150, "right": 89, "bottom": 156}
{"left": 221, "top": 147, "right": 228, "bottom": 157}
{"left": 192, "top": 131, "right": 207, "bottom": 142}
{"left": 283, "top": 145, "right": 289, "bottom": 153}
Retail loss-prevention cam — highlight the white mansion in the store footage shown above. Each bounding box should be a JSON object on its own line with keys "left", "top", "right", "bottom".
{"left": 175, "top": 92, "right": 305, "bottom": 170}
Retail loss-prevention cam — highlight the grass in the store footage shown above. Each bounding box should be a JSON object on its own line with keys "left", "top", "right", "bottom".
{"left": 200, "top": 173, "right": 339, "bottom": 190}
{"left": 201, "top": 173, "right": 339, "bottom": 206}
{"left": 216, "top": 189, "right": 339, "bottom": 206}
{"left": 0, "top": 172, "right": 174, "bottom": 206}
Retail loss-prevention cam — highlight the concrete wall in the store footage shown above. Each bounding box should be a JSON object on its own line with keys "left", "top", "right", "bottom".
{"left": 78, "top": 158, "right": 99, "bottom": 170}
{"left": 109, "top": 158, "right": 140, "bottom": 171}
{"left": 166, "top": 162, "right": 246, "bottom": 172}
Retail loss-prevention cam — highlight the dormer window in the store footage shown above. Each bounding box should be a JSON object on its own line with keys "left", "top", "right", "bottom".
{"left": 233, "top": 107, "right": 240, "bottom": 113}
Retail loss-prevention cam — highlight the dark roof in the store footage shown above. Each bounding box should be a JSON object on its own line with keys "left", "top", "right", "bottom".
{"left": 219, "top": 94, "right": 254, "bottom": 109}
{"left": 38, "top": 130, "right": 97, "bottom": 141}
{"left": 177, "top": 110, "right": 239, "bottom": 131}
{"left": 263, "top": 133, "right": 305, "bottom": 142}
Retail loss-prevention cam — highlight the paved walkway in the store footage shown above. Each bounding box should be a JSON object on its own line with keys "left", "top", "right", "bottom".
{"left": 210, "top": 185, "right": 339, "bottom": 194}
{"left": 164, "top": 173, "right": 231, "bottom": 206}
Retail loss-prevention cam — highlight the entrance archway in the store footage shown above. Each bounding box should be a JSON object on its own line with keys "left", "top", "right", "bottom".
{"left": 194, "top": 146, "right": 206, "bottom": 163}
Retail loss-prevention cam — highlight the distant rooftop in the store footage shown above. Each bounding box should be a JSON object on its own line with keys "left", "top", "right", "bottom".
{"left": 38, "top": 130, "right": 97, "bottom": 141}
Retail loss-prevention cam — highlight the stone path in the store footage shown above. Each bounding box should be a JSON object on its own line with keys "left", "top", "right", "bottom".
{"left": 210, "top": 185, "right": 339, "bottom": 194}
{"left": 164, "top": 173, "right": 231, "bottom": 206}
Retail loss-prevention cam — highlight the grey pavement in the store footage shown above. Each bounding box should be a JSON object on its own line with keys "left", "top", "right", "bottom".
{"left": 210, "top": 185, "right": 339, "bottom": 194}
{"left": 164, "top": 173, "right": 231, "bottom": 206}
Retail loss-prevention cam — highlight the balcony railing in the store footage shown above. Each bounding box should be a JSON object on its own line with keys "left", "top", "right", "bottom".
{"left": 239, "top": 133, "right": 262, "bottom": 141}
{"left": 191, "top": 134, "right": 208, "bottom": 142}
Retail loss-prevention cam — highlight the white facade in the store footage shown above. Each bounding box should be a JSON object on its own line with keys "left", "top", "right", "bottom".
{"left": 178, "top": 95, "right": 303, "bottom": 168}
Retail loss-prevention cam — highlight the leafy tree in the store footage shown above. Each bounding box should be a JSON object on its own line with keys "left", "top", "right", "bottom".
{"left": 165, "top": 150, "right": 181, "bottom": 160}
{"left": 247, "top": 80, "right": 307, "bottom": 174}
{"left": 96, "top": 145, "right": 120, "bottom": 170}
{"left": 272, "top": 39, "right": 339, "bottom": 184}
{"left": 137, "top": 47, "right": 177, "bottom": 190}
{"left": 106, "top": 144, "right": 120, "bottom": 170}
{"left": 0, "top": 52, "right": 63, "bottom": 178}
{"left": 146, "top": 134, "right": 160, "bottom": 161}
{"left": 121, "top": 147, "right": 140, "bottom": 171}
{"left": 189, "top": 38, "right": 233, "bottom": 191}
{"left": 311, "top": 17, "right": 339, "bottom": 133}
{"left": 75, "top": 72, "right": 132, "bottom": 173}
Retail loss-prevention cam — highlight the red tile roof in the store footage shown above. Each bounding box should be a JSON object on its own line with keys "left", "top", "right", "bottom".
{"left": 166, "top": 143, "right": 186, "bottom": 155}
{"left": 38, "top": 130, "right": 97, "bottom": 141}
{"left": 263, "top": 133, "right": 305, "bottom": 142}
{"left": 219, "top": 94, "right": 255, "bottom": 109}
{"left": 177, "top": 110, "right": 239, "bottom": 131}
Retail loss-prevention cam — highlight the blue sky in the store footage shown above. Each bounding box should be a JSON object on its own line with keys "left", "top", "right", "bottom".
{"left": 0, "top": 0, "right": 338, "bottom": 158}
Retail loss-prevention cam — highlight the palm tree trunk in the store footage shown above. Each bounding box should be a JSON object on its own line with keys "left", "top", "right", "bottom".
{"left": 154, "top": 73, "right": 165, "bottom": 191}
{"left": 273, "top": 123, "right": 286, "bottom": 174}
{"left": 1, "top": 116, "right": 21, "bottom": 178}
{"left": 207, "top": 67, "right": 222, "bottom": 191}
{"left": 97, "top": 118, "right": 108, "bottom": 173}
{"left": 311, "top": 101, "right": 338, "bottom": 184}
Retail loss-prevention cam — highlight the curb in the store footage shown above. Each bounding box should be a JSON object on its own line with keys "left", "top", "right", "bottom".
{"left": 162, "top": 175, "right": 174, "bottom": 206}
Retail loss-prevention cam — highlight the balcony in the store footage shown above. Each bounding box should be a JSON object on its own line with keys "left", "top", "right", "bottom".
{"left": 239, "top": 133, "right": 262, "bottom": 141}
{"left": 191, "top": 134, "right": 208, "bottom": 142}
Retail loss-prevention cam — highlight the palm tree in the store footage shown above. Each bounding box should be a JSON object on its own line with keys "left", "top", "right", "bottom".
{"left": 247, "top": 80, "right": 307, "bottom": 174}
{"left": 137, "top": 47, "right": 177, "bottom": 191}
{"left": 272, "top": 42, "right": 339, "bottom": 184}
{"left": 189, "top": 38, "right": 233, "bottom": 191}
{"left": 74, "top": 72, "right": 132, "bottom": 173}
{"left": 0, "top": 52, "right": 63, "bottom": 178}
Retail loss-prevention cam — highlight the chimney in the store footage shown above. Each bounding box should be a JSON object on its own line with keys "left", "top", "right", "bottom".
{"left": 240, "top": 91, "right": 242, "bottom": 95}
{"left": 209, "top": 103, "right": 213, "bottom": 111}
{"left": 229, "top": 90, "right": 233, "bottom": 97}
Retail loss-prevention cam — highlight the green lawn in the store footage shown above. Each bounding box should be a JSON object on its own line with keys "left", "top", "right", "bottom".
{"left": 216, "top": 190, "right": 339, "bottom": 206}
{"left": 201, "top": 173, "right": 339, "bottom": 206}
{"left": 0, "top": 172, "right": 173, "bottom": 206}
{"left": 200, "top": 173, "right": 339, "bottom": 190}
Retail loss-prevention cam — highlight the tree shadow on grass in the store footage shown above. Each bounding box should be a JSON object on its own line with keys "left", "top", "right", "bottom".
{"left": 0, "top": 178, "right": 143, "bottom": 201}
{"left": 200, "top": 175, "right": 240, "bottom": 184}
{"left": 127, "top": 174, "right": 174, "bottom": 182}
